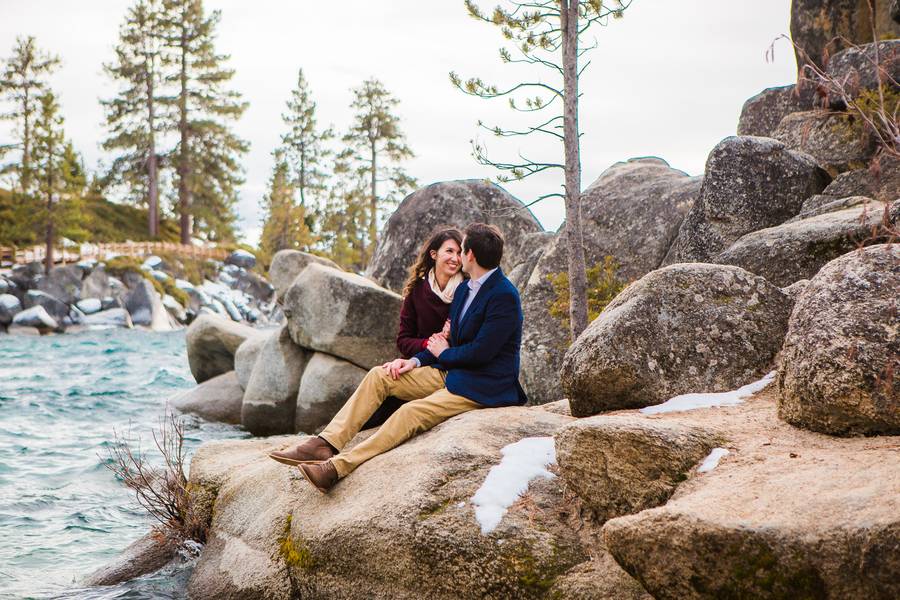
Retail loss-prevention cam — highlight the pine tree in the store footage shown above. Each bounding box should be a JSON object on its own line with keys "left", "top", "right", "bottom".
{"left": 341, "top": 78, "right": 416, "bottom": 263}
{"left": 0, "top": 36, "right": 60, "bottom": 195}
{"left": 32, "top": 92, "right": 82, "bottom": 271}
{"left": 317, "top": 156, "right": 368, "bottom": 271}
{"left": 281, "top": 69, "right": 332, "bottom": 210}
{"left": 451, "top": 0, "right": 630, "bottom": 340}
{"left": 259, "top": 150, "right": 315, "bottom": 260}
{"left": 101, "top": 0, "right": 172, "bottom": 238}
{"left": 163, "top": 0, "right": 248, "bottom": 243}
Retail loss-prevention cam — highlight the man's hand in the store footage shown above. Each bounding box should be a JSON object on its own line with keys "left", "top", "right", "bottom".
{"left": 441, "top": 319, "right": 451, "bottom": 339}
{"left": 380, "top": 358, "right": 417, "bottom": 380}
{"left": 426, "top": 333, "right": 450, "bottom": 358}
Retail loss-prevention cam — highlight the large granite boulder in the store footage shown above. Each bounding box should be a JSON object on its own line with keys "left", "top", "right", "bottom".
{"left": 521, "top": 158, "right": 701, "bottom": 404}
{"left": 37, "top": 264, "right": 83, "bottom": 305}
{"left": 283, "top": 263, "right": 402, "bottom": 369}
{"left": 716, "top": 199, "right": 897, "bottom": 286}
{"left": 556, "top": 416, "right": 720, "bottom": 522}
{"left": 778, "top": 244, "right": 900, "bottom": 435}
{"left": 806, "top": 154, "right": 900, "bottom": 204}
{"left": 185, "top": 403, "right": 646, "bottom": 599}
{"left": 294, "top": 353, "right": 367, "bottom": 434}
{"left": 12, "top": 305, "right": 58, "bottom": 331}
{"left": 81, "top": 268, "right": 112, "bottom": 300}
{"left": 241, "top": 326, "right": 311, "bottom": 436}
{"left": 736, "top": 83, "right": 816, "bottom": 137}
{"left": 124, "top": 279, "right": 175, "bottom": 331}
{"left": 170, "top": 370, "right": 244, "bottom": 425}
{"left": 23, "top": 289, "right": 69, "bottom": 323}
{"left": 268, "top": 250, "right": 341, "bottom": 303}
{"left": 665, "top": 136, "right": 830, "bottom": 263}
{"left": 365, "top": 180, "right": 543, "bottom": 293}
{"left": 186, "top": 314, "right": 260, "bottom": 383}
{"left": 790, "top": 0, "right": 874, "bottom": 71}
{"left": 225, "top": 249, "right": 256, "bottom": 269}
{"left": 506, "top": 231, "right": 554, "bottom": 293}
{"left": 561, "top": 263, "right": 793, "bottom": 416}
{"left": 0, "top": 293, "right": 22, "bottom": 325}
{"left": 772, "top": 110, "right": 878, "bottom": 176}
{"left": 234, "top": 333, "right": 268, "bottom": 390}
{"left": 823, "top": 40, "right": 900, "bottom": 109}
{"left": 602, "top": 386, "right": 900, "bottom": 600}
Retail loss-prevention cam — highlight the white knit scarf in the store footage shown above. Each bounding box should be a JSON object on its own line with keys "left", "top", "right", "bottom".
{"left": 427, "top": 268, "right": 464, "bottom": 304}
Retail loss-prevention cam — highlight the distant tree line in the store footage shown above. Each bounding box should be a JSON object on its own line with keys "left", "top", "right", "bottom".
{"left": 0, "top": 0, "right": 417, "bottom": 273}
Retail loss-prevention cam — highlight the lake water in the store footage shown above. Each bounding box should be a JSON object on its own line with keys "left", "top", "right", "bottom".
{"left": 0, "top": 329, "right": 248, "bottom": 599}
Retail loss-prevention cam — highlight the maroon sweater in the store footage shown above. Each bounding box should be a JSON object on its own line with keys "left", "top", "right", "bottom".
{"left": 397, "top": 278, "right": 456, "bottom": 358}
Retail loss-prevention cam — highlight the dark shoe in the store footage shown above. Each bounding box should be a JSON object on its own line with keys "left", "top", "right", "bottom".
{"left": 268, "top": 436, "right": 335, "bottom": 466}
{"left": 298, "top": 460, "right": 339, "bottom": 494}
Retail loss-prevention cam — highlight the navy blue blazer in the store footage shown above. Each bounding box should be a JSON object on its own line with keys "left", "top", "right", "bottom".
{"left": 414, "top": 268, "right": 528, "bottom": 408}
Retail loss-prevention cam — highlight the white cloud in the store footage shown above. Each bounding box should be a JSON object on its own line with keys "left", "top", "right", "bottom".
{"left": 0, "top": 0, "right": 796, "bottom": 240}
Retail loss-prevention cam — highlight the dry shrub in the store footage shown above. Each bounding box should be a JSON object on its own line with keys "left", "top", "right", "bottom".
{"left": 102, "top": 411, "right": 206, "bottom": 544}
{"left": 548, "top": 255, "right": 627, "bottom": 342}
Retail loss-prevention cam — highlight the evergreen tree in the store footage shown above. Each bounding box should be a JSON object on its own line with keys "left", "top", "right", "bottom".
{"left": 259, "top": 150, "right": 315, "bottom": 259}
{"left": 101, "top": 0, "right": 172, "bottom": 238}
{"left": 451, "top": 0, "right": 630, "bottom": 340}
{"left": 0, "top": 36, "right": 60, "bottom": 195}
{"left": 281, "top": 69, "right": 332, "bottom": 209}
{"left": 163, "top": 0, "right": 248, "bottom": 243}
{"left": 32, "top": 92, "right": 83, "bottom": 271}
{"left": 341, "top": 78, "right": 415, "bottom": 263}
{"left": 317, "top": 156, "right": 368, "bottom": 271}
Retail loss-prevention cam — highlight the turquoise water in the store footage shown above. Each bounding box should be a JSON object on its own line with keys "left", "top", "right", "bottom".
{"left": 0, "top": 329, "right": 249, "bottom": 599}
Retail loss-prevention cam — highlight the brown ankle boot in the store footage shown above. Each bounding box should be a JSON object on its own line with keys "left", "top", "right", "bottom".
{"left": 298, "top": 460, "right": 339, "bottom": 493}
{"left": 268, "top": 436, "right": 335, "bottom": 466}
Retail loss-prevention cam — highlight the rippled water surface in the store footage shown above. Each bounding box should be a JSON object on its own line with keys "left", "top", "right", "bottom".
{"left": 0, "top": 329, "right": 249, "bottom": 599}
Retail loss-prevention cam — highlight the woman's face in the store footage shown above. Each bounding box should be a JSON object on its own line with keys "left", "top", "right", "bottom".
{"left": 431, "top": 238, "right": 462, "bottom": 277}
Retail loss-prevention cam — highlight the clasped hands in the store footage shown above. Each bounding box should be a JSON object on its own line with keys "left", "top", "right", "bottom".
{"left": 381, "top": 320, "right": 451, "bottom": 380}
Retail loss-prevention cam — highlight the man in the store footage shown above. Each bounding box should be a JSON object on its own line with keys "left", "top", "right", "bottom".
{"left": 268, "top": 222, "right": 527, "bottom": 492}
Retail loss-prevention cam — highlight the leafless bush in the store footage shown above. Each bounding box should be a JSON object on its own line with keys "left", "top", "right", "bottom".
{"left": 102, "top": 411, "right": 206, "bottom": 543}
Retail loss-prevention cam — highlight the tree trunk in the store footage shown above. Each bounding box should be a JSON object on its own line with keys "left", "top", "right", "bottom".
{"left": 44, "top": 184, "right": 53, "bottom": 273}
{"left": 22, "top": 89, "right": 32, "bottom": 195}
{"left": 561, "top": 0, "right": 589, "bottom": 341}
{"left": 177, "top": 25, "right": 191, "bottom": 245}
{"left": 298, "top": 144, "right": 306, "bottom": 207}
{"left": 147, "top": 63, "right": 159, "bottom": 238}
{"left": 369, "top": 139, "right": 377, "bottom": 262}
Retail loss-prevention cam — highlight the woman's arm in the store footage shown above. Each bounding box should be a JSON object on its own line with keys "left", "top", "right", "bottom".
{"left": 396, "top": 290, "right": 427, "bottom": 358}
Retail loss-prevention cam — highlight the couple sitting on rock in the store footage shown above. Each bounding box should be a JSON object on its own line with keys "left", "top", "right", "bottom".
{"left": 269, "top": 222, "right": 528, "bottom": 492}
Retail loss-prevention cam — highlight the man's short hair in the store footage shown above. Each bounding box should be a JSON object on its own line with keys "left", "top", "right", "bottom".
{"left": 463, "top": 223, "right": 504, "bottom": 269}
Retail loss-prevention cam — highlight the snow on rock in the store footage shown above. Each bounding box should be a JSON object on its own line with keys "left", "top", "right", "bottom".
{"left": 174, "top": 278, "right": 194, "bottom": 291}
{"left": 142, "top": 255, "right": 162, "bottom": 269}
{"left": 640, "top": 371, "right": 776, "bottom": 415}
{"left": 76, "top": 298, "right": 102, "bottom": 315}
{"left": 697, "top": 448, "right": 730, "bottom": 473}
{"left": 471, "top": 436, "right": 556, "bottom": 534}
{"left": 150, "top": 269, "right": 170, "bottom": 282}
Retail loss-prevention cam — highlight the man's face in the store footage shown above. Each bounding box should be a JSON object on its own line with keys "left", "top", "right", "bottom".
{"left": 460, "top": 236, "right": 473, "bottom": 274}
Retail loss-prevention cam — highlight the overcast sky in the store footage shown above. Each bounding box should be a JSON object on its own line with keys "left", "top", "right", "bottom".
{"left": 1, "top": 1, "right": 797, "bottom": 244}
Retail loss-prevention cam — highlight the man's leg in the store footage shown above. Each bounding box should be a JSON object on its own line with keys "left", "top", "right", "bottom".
{"left": 317, "top": 366, "right": 445, "bottom": 451}
{"left": 330, "top": 386, "right": 483, "bottom": 478}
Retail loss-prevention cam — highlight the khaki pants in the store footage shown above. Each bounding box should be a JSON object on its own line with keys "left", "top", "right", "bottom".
{"left": 318, "top": 366, "right": 482, "bottom": 478}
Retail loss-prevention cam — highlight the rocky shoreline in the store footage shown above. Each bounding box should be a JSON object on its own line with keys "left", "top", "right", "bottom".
{"left": 80, "top": 6, "right": 899, "bottom": 598}
{"left": 0, "top": 248, "right": 278, "bottom": 336}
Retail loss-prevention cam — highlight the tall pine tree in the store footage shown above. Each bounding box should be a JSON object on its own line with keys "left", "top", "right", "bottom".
{"left": 281, "top": 69, "right": 332, "bottom": 209}
{"left": 32, "top": 92, "right": 83, "bottom": 271}
{"left": 318, "top": 155, "right": 368, "bottom": 271}
{"left": 101, "top": 0, "right": 172, "bottom": 238}
{"left": 163, "top": 0, "right": 248, "bottom": 243}
{"left": 341, "top": 78, "right": 415, "bottom": 263}
{"left": 259, "top": 150, "right": 315, "bottom": 260}
{"left": 0, "top": 36, "right": 60, "bottom": 195}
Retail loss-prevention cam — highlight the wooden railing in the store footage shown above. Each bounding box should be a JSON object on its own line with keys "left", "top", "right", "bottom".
{"left": 0, "top": 241, "right": 229, "bottom": 266}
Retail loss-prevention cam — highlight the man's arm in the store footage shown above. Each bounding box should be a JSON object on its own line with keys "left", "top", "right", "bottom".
{"left": 429, "top": 291, "right": 519, "bottom": 368}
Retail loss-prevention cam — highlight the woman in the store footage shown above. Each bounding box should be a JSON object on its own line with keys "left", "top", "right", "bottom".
{"left": 363, "top": 227, "right": 465, "bottom": 428}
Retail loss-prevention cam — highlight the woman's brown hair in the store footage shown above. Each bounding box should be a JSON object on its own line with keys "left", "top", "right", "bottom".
{"left": 402, "top": 227, "right": 464, "bottom": 297}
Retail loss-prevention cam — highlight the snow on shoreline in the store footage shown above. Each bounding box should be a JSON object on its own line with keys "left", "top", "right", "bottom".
{"left": 640, "top": 371, "right": 776, "bottom": 415}
{"left": 471, "top": 436, "right": 556, "bottom": 534}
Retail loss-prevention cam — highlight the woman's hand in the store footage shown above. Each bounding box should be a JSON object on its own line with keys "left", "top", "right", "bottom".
{"left": 381, "top": 358, "right": 416, "bottom": 380}
{"left": 441, "top": 319, "right": 451, "bottom": 339}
